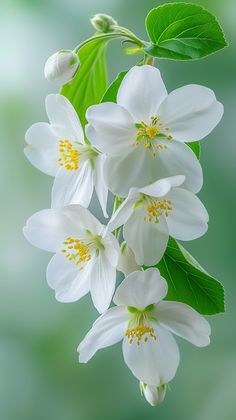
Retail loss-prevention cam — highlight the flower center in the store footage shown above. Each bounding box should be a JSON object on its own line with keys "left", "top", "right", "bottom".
{"left": 135, "top": 116, "right": 172, "bottom": 158}
{"left": 144, "top": 197, "right": 173, "bottom": 223}
{"left": 58, "top": 140, "right": 80, "bottom": 171}
{"left": 125, "top": 325, "right": 157, "bottom": 346}
{"left": 61, "top": 236, "right": 91, "bottom": 270}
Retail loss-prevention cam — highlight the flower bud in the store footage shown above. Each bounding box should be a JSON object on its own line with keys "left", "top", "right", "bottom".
{"left": 44, "top": 50, "right": 79, "bottom": 85}
{"left": 90, "top": 13, "right": 117, "bottom": 33}
{"left": 117, "top": 242, "right": 140, "bottom": 277}
{"left": 140, "top": 382, "right": 167, "bottom": 406}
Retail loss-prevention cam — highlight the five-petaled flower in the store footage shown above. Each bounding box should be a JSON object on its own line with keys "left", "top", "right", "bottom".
{"left": 78, "top": 269, "right": 211, "bottom": 386}
{"left": 23, "top": 205, "right": 119, "bottom": 313}
{"left": 86, "top": 65, "right": 223, "bottom": 197}
{"left": 107, "top": 175, "right": 208, "bottom": 265}
{"left": 25, "top": 94, "right": 108, "bottom": 217}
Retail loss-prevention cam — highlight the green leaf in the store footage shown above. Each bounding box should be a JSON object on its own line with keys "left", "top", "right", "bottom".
{"left": 61, "top": 37, "right": 108, "bottom": 127}
{"left": 101, "top": 70, "right": 127, "bottom": 103}
{"left": 186, "top": 141, "right": 201, "bottom": 159}
{"left": 151, "top": 238, "right": 225, "bottom": 315}
{"left": 145, "top": 2, "right": 228, "bottom": 60}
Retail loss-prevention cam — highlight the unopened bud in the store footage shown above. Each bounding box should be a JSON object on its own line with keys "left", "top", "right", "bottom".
{"left": 90, "top": 13, "right": 117, "bottom": 33}
{"left": 140, "top": 382, "right": 167, "bottom": 406}
{"left": 44, "top": 50, "right": 79, "bottom": 85}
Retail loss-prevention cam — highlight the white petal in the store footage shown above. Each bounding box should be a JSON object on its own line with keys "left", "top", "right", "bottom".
{"left": 158, "top": 85, "right": 224, "bottom": 142}
{"left": 166, "top": 187, "right": 209, "bottom": 240}
{"left": 104, "top": 147, "right": 150, "bottom": 197}
{"left": 117, "top": 65, "right": 168, "bottom": 121}
{"left": 46, "top": 94, "right": 84, "bottom": 142}
{"left": 46, "top": 252, "right": 91, "bottom": 302}
{"left": 86, "top": 103, "right": 135, "bottom": 154}
{"left": 117, "top": 244, "right": 140, "bottom": 277}
{"left": 139, "top": 175, "right": 185, "bottom": 198}
{"left": 123, "top": 205, "right": 169, "bottom": 266}
{"left": 104, "top": 140, "right": 202, "bottom": 197}
{"left": 153, "top": 140, "right": 203, "bottom": 194}
{"left": 78, "top": 306, "right": 129, "bottom": 363}
{"left": 122, "top": 323, "right": 180, "bottom": 386}
{"left": 155, "top": 301, "right": 211, "bottom": 347}
{"left": 23, "top": 206, "right": 103, "bottom": 253}
{"left": 103, "top": 233, "right": 120, "bottom": 267}
{"left": 107, "top": 191, "right": 138, "bottom": 233}
{"left": 25, "top": 122, "right": 59, "bottom": 176}
{"left": 51, "top": 161, "right": 94, "bottom": 209}
{"left": 90, "top": 252, "right": 117, "bottom": 313}
{"left": 113, "top": 268, "right": 168, "bottom": 308}
{"left": 93, "top": 154, "right": 109, "bottom": 218}
{"left": 23, "top": 208, "right": 76, "bottom": 253}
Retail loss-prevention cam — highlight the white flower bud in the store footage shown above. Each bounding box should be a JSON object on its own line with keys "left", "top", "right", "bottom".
{"left": 117, "top": 242, "right": 140, "bottom": 276}
{"left": 90, "top": 13, "right": 117, "bottom": 33}
{"left": 140, "top": 382, "right": 167, "bottom": 406}
{"left": 44, "top": 50, "right": 79, "bottom": 85}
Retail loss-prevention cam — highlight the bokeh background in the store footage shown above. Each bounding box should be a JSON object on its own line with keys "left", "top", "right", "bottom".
{"left": 1, "top": 0, "right": 235, "bottom": 419}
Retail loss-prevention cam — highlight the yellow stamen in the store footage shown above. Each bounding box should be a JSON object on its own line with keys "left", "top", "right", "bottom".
{"left": 61, "top": 236, "right": 91, "bottom": 270}
{"left": 125, "top": 325, "right": 157, "bottom": 346}
{"left": 58, "top": 140, "right": 79, "bottom": 171}
{"left": 135, "top": 116, "right": 171, "bottom": 158}
{"left": 144, "top": 198, "right": 173, "bottom": 223}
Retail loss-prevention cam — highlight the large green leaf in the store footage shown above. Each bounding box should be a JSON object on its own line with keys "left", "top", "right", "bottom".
{"left": 145, "top": 3, "right": 228, "bottom": 60}
{"left": 61, "top": 37, "right": 108, "bottom": 127}
{"left": 152, "top": 238, "right": 225, "bottom": 315}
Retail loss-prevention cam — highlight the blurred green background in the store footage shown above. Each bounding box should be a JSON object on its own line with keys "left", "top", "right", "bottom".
{"left": 1, "top": 0, "right": 235, "bottom": 419}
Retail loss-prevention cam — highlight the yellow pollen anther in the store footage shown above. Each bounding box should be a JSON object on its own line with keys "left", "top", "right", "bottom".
{"left": 61, "top": 236, "right": 91, "bottom": 270}
{"left": 135, "top": 116, "right": 171, "bottom": 157}
{"left": 125, "top": 325, "right": 157, "bottom": 345}
{"left": 58, "top": 140, "right": 80, "bottom": 171}
{"left": 144, "top": 198, "right": 173, "bottom": 223}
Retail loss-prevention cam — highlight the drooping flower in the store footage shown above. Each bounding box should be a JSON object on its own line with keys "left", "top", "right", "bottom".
{"left": 44, "top": 50, "right": 79, "bottom": 85}
{"left": 25, "top": 94, "right": 108, "bottom": 217}
{"left": 78, "top": 269, "right": 211, "bottom": 386}
{"left": 140, "top": 382, "right": 167, "bottom": 406}
{"left": 107, "top": 175, "right": 208, "bottom": 266}
{"left": 86, "top": 65, "right": 223, "bottom": 196}
{"left": 23, "top": 205, "right": 119, "bottom": 313}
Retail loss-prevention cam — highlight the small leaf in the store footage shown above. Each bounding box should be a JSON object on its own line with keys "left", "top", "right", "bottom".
{"left": 145, "top": 3, "right": 228, "bottom": 60}
{"left": 61, "top": 37, "right": 108, "bottom": 127}
{"left": 101, "top": 70, "right": 127, "bottom": 103}
{"left": 150, "top": 238, "right": 225, "bottom": 315}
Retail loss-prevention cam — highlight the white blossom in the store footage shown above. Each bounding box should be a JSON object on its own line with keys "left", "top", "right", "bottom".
{"left": 23, "top": 205, "right": 119, "bottom": 313}
{"left": 25, "top": 94, "right": 108, "bottom": 217}
{"left": 86, "top": 65, "right": 223, "bottom": 196}
{"left": 78, "top": 269, "right": 211, "bottom": 385}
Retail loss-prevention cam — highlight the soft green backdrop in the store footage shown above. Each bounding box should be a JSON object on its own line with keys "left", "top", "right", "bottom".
{"left": 0, "top": 0, "right": 235, "bottom": 419}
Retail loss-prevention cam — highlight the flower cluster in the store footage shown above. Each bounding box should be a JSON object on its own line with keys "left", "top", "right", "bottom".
{"left": 24, "top": 63, "right": 223, "bottom": 405}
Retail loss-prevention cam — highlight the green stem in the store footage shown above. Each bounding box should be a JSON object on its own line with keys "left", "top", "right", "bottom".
{"left": 112, "top": 195, "right": 124, "bottom": 240}
{"left": 74, "top": 28, "right": 147, "bottom": 54}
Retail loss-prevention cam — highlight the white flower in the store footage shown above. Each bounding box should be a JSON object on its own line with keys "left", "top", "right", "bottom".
{"left": 44, "top": 50, "right": 79, "bottom": 85}
{"left": 25, "top": 94, "right": 108, "bottom": 217}
{"left": 107, "top": 175, "right": 208, "bottom": 266}
{"left": 86, "top": 65, "right": 223, "bottom": 196}
{"left": 78, "top": 269, "right": 211, "bottom": 386}
{"left": 23, "top": 205, "right": 119, "bottom": 313}
{"left": 140, "top": 382, "right": 166, "bottom": 406}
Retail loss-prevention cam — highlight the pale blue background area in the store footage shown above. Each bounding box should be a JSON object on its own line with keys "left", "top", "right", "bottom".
{"left": 0, "top": 0, "right": 235, "bottom": 419}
